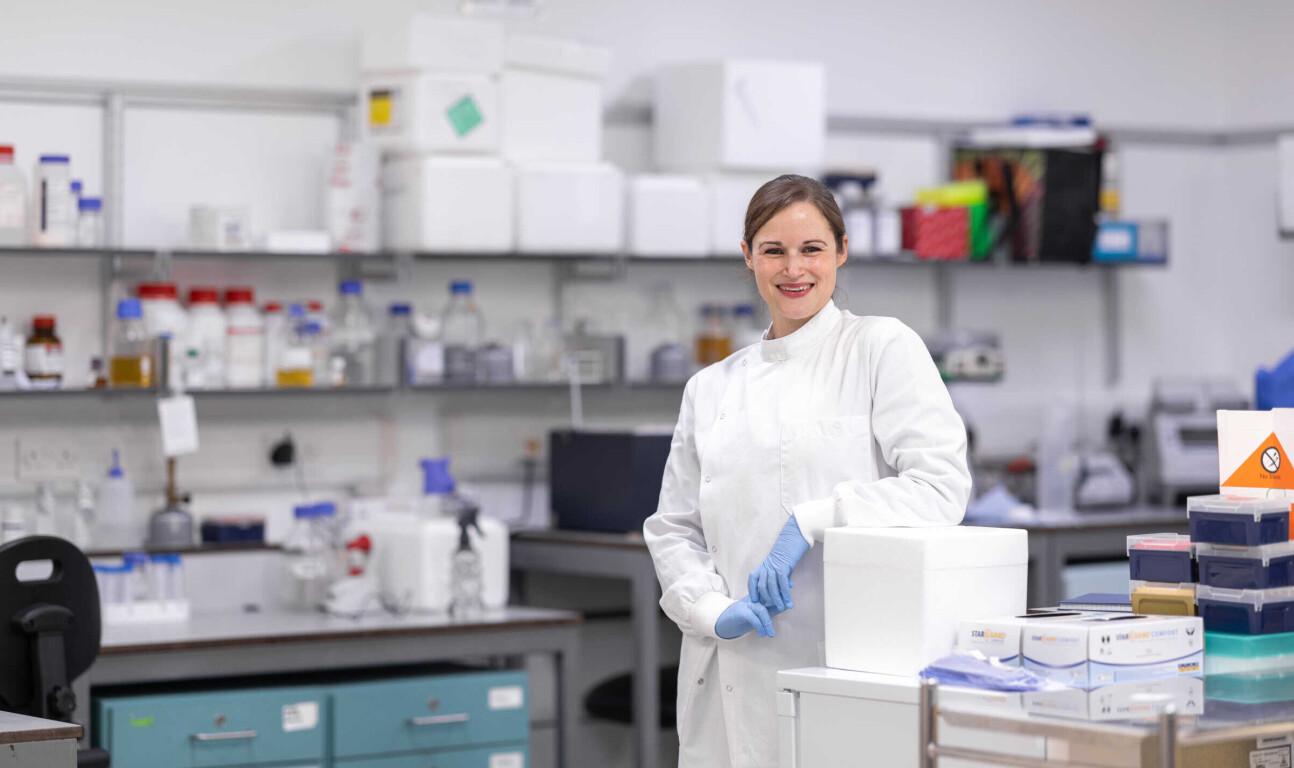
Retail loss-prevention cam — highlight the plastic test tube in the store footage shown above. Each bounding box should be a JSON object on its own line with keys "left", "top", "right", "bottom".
{"left": 168, "top": 554, "right": 186, "bottom": 601}
{"left": 149, "top": 554, "right": 169, "bottom": 601}
{"left": 123, "top": 551, "right": 149, "bottom": 601}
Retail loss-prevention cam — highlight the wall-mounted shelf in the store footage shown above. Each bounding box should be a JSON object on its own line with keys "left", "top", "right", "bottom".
{"left": 0, "top": 381, "right": 685, "bottom": 401}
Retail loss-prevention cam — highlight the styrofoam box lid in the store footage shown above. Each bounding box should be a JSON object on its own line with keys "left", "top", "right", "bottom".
{"left": 1187, "top": 494, "right": 1290, "bottom": 518}
{"left": 1196, "top": 540, "right": 1294, "bottom": 561}
{"left": 630, "top": 174, "right": 707, "bottom": 194}
{"left": 1197, "top": 584, "right": 1294, "bottom": 607}
{"left": 505, "top": 34, "right": 611, "bottom": 79}
{"left": 823, "top": 525, "right": 1027, "bottom": 570}
{"left": 1127, "top": 532, "right": 1193, "bottom": 555}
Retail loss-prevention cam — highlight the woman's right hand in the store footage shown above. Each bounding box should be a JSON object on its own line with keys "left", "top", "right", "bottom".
{"left": 715, "top": 596, "right": 777, "bottom": 639}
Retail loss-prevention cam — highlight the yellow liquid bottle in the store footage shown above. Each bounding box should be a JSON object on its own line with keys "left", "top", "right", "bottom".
{"left": 276, "top": 367, "right": 314, "bottom": 387}
{"left": 108, "top": 355, "right": 152, "bottom": 388}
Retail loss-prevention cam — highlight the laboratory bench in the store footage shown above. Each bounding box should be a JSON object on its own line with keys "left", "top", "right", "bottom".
{"left": 74, "top": 605, "right": 582, "bottom": 768}
{"left": 0, "top": 712, "right": 81, "bottom": 768}
{"left": 509, "top": 508, "right": 1189, "bottom": 768}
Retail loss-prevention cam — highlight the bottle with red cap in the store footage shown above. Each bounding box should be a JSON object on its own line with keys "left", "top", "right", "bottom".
{"left": 24, "top": 315, "right": 62, "bottom": 389}
{"left": 224, "top": 287, "right": 263, "bottom": 389}
{"left": 184, "top": 286, "right": 226, "bottom": 389}
{"left": 138, "top": 281, "right": 187, "bottom": 390}
{"left": 262, "top": 301, "right": 285, "bottom": 388}
{"left": 0, "top": 145, "right": 26, "bottom": 246}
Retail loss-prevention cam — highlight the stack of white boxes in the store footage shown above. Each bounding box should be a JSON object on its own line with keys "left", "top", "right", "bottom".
{"left": 362, "top": 15, "right": 513, "bottom": 253}
{"left": 640, "top": 60, "right": 827, "bottom": 258}
{"left": 504, "top": 34, "right": 621, "bottom": 254}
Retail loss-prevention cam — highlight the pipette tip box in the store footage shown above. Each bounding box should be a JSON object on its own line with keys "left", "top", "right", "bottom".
{"left": 1197, "top": 540, "right": 1294, "bottom": 590}
{"left": 1196, "top": 585, "right": 1294, "bottom": 635}
{"left": 1187, "top": 495, "right": 1291, "bottom": 547}
{"left": 1129, "top": 581, "right": 1197, "bottom": 617}
{"left": 1127, "top": 533, "right": 1196, "bottom": 583}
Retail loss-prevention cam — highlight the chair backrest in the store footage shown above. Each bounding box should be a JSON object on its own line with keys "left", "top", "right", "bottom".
{"left": 0, "top": 536, "right": 101, "bottom": 716}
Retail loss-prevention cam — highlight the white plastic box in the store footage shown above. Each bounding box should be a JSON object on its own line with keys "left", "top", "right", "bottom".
{"left": 361, "top": 15, "right": 504, "bottom": 74}
{"left": 627, "top": 175, "right": 709, "bottom": 257}
{"left": 706, "top": 172, "right": 771, "bottom": 256}
{"left": 957, "top": 611, "right": 1094, "bottom": 666}
{"left": 382, "top": 156, "right": 514, "bottom": 253}
{"left": 360, "top": 71, "right": 499, "bottom": 155}
{"left": 366, "top": 512, "right": 509, "bottom": 612}
{"left": 824, "top": 526, "right": 1028, "bottom": 676}
{"left": 501, "top": 35, "right": 610, "bottom": 163}
{"left": 654, "top": 60, "right": 826, "bottom": 173}
{"left": 515, "top": 162, "right": 624, "bottom": 253}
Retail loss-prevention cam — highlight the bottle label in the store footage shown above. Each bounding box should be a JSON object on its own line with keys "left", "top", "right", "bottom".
{"left": 444, "top": 346, "right": 475, "bottom": 383}
{"left": 226, "top": 326, "right": 264, "bottom": 387}
{"left": 24, "top": 343, "right": 63, "bottom": 377}
{"left": 0, "top": 181, "right": 24, "bottom": 229}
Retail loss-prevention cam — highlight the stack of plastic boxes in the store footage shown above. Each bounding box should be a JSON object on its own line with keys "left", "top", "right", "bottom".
{"left": 362, "top": 14, "right": 514, "bottom": 253}
{"left": 643, "top": 60, "right": 826, "bottom": 258}
{"left": 1127, "top": 532, "right": 1197, "bottom": 616}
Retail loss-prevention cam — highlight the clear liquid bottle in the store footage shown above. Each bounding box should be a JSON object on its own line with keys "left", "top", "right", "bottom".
{"left": 0, "top": 145, "right": 27, "bottom": 246}
{"left": 329, "top": 281, "right": 376, "bottom": 387}
{"left": 378, "top": 302, "right": 413, "bottom": 386}
{"left": 282, "top": 502, "right": 336, "bottom": 611}
{"left": 732, "top": 304, "right": 765, "bottom": 349}
{"left": 450, "top": 500, "right": 485, "bottom": 618}
{"left": 97, "top": 449, "right": 139, "bottom": 549}
{"left": 441, "top": 281, "right": 484, "bottom": 385}
{"left": 276, "top": 305, "right": 315, "bottom": 388}
{"left": 109, "top": 298, "right": 153, "bottom": 388}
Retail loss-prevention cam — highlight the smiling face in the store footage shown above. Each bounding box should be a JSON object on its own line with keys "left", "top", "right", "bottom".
{"left": 742, "top": 201, "right": 848, "bottom": 339}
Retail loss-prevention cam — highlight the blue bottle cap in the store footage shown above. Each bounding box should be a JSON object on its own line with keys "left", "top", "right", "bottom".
{"left": 108, "top": 448, "right": 124, "bottom": 479}
{"left": 38, "top": 155, "right": 70, "bottom": 164}
{"left": 339, "top": 280, "right": 363, "bottom": 296}
{"left": 71, "top": 180, "right": 83, "bottom": 194}
{"left": 314, "top": 501, "right": 337, "bottom": 517}
{"left": 302, "top": 321, "right": 322, "bottom": 335}
{"left": 293, "top": 503, "right": 318, "bottom": 519}
{"left": 450, "top": 281, "right": 473, "bottom": 295}
{"left": 389, "top": 302, "right": 412, "bottom": 316}
{"left": 78, "top": 197, "right": 102, "bottom": 212}
{"left": 287, "top": 303, "right": 306, "bottom": 318}
{"left": 116, "top": 298, "right": 142, "bottom": 319}
{"left": 420, "top": 458, "right": 456, "bottom": 495}
{"left": 733, "top": 304, "right": 755, "bottom": 317}
{"left": 123, "top": 551, "right": 148, "bottom": 567}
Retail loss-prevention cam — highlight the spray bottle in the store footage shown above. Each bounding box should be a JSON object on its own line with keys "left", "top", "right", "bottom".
{"left": 450, "top": 497, "right": 484, "bottom": 617}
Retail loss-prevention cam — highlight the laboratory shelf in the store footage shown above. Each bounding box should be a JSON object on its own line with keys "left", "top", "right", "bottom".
{"left": 0, "top": 382, "right": 684, "bottom": 400}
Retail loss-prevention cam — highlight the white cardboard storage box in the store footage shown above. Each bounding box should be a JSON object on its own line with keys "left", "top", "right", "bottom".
{"left": 360, "top": 71, "right": 499, "bottom": 155}
{"left": 628, "top": 175, "right": 709, "bottom": 257}
{"left": 501, "top": 35, "right": 610, "bottom": 163}
{"left": 516, "top": 162, "right": 624, "bottom": 253}
{"left": 824, "top": 526, "right": 1028, "bottom": 676}
{"left": 361, "top": 14, "right": 504, "bottom": 74}
{"left": 382, "top": 156, "right": 513, "bottom": 253}
{"left": 654, "top": 59, "right": 826, "bottom": 173}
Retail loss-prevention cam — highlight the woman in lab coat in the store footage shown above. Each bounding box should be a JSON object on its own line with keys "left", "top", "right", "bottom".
{"left": 643, "top": 174, "right": 971, "bottom": 768}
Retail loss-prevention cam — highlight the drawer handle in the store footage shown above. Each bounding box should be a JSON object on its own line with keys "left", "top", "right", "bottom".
{"left": 407, "top": 714, "right": 471, "bottom": 726}
{"left": 191, "top": 730, "right": 258, "bottom": 742}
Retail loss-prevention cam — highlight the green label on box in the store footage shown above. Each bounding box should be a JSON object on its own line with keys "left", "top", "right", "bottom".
{"left": 446, "top": 95, "right": 483, "bottom": 137}
{"left": 128, "top": 716, "right": 155, "bottom": 727}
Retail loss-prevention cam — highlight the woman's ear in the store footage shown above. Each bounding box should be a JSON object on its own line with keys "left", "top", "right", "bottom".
{"left": 741, "top": 240, "right": 755, "bottom": 271}
{"left": 837, "top": 234, "right": 849, "bottom": 268}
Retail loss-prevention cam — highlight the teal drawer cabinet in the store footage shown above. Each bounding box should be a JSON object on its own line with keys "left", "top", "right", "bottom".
{"left": 95, "top": 686, "right": 328, "bottom": 768}
{"left": 326, "top": 746, "right": 527, "bottom": 768}
{"left": 331, "top": 672, "right": 528, "bottom": 761}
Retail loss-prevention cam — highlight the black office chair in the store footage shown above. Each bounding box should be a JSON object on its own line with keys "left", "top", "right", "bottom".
{"left": 0, "top": 536, "right": 110, "bottom": 768}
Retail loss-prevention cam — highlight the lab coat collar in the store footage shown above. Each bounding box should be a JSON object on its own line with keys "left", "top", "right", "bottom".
{"left": 759, "top": 300, "right": 842, "bottom": 362}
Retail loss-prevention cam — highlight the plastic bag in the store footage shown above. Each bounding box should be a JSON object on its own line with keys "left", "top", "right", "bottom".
{"left": 919, "top": 650, "right": 1057, "bottom": 692}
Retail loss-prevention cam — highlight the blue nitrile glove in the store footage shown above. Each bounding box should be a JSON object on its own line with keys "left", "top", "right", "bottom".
{"left": 748, "top": 515, "right": 812, "bottom": 613}
{"left": 715, "top": 596, "right": 776, "bottom": 639}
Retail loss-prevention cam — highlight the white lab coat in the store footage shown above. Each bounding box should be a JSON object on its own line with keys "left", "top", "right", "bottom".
{"left": 644, "top": 301, "right": 971, "bottom": 768}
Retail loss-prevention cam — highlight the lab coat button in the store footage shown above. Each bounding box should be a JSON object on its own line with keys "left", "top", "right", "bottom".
{"left": 741, "top": 360, "right": 747, "bottom": 367}
{"left": 698, "top": 678, "right": 704, "bottom": 685}
{"left": 726, "top": 685, "right": 733, "bottom": 692}
{"left": 720, "top": 412, "right": 726, "bottom": 419}
{"left": 705, "top": 475, "right": 712, "bottom": 483}
{"left": 710, "top": 545, "right": 717, "bottom": 553}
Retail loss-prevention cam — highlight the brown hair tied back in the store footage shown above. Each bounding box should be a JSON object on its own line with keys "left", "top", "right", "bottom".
{"left": 743, "top": 174, "right": 846, "bottom": 252}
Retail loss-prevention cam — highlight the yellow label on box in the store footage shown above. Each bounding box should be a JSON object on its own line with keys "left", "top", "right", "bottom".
{"left": 368, "top": 89, "right": 393, "bottom": 127}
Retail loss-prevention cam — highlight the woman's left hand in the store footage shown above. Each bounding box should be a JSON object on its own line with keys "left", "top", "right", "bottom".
{"left": 748, "top": 515, "right": 812, "bottom": 612}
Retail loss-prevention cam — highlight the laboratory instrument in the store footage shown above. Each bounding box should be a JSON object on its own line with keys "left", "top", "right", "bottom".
{"left": 223, "top": 287, "right": 263, "bottom": 388}
{"left": 23, "top": 314, "right": 63, "bottom": 389}
{"left": 549, "top": 428, "right": 672, "bottom": 533}
{"left": 1142, "top": 378, "right": 1246, "bottom": 502}
{"left": 282, "top": 501, "right": 338, "bottom": 611}
{"left": 184, "top": 287, "right": 226, "bottom": 389}
{"left": 146, "top": 458, "right": 194, "bottom": 548}
{"left": 1074, "top": 450, "right": 1136, "bottom": 508}
{"left": 442, "top": 281, "right": 484, "bottom": 384}
{"left": 330, "top": 280, "right": 376, "bottom": 386}
{"left": 108, "top": 298, "right": 152, "bottom": 387}
{"left": 0, "top": 145, "right": 27, "bottom": 245}
{"left": 32, "top": 154, "right": 76, "bottom": 247}
{"left": 77, "top": 196, "right": 103, "bottom": 246}
{"left": 925, "top": 329, "right": 1004, "bottom": 383}
{"left": 824, "top": 526, "right": 1027, "bottom": 676}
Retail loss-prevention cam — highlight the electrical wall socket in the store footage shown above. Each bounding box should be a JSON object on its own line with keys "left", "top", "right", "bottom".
{"left": 16, "top": 437, "right": 82, "bottom": 482}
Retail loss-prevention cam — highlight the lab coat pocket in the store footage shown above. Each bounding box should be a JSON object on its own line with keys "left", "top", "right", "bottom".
{"left": 780, "top": 415, "right": 877, "bottom": 512}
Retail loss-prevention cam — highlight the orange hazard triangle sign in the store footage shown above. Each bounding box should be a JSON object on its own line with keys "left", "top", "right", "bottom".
{"left": 1224, "top": 433, "right": 1291, "bottom": 488}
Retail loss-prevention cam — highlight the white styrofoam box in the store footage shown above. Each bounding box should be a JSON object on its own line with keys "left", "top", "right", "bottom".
{"left": 382, "top": 156, "right": 513, "bottom": 253}
{"left": 501, "top": 70, "right": 602, "bottom": 163}
{"left": 361, "top": 14, "right": 504, "bottom": 74}
{"left": 706, "top": 172, "right": 771, "bottom": 256}
{"left": 505, "top": 34, "right": 611, "bottom": 78}
{"left": 360, "top": 71, "right": 499, "bottom": 155}
{"left": 824, "top": 526, "right": 1028, "bottom": 676}
{"left": 654, "top": 60, "right": 826, "bottom": 173}
{"left": 516, "top": 162, "right": 624, "bottom": 253}
{"left": 627, "top": 174, "right": 709, "bottom": 257}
